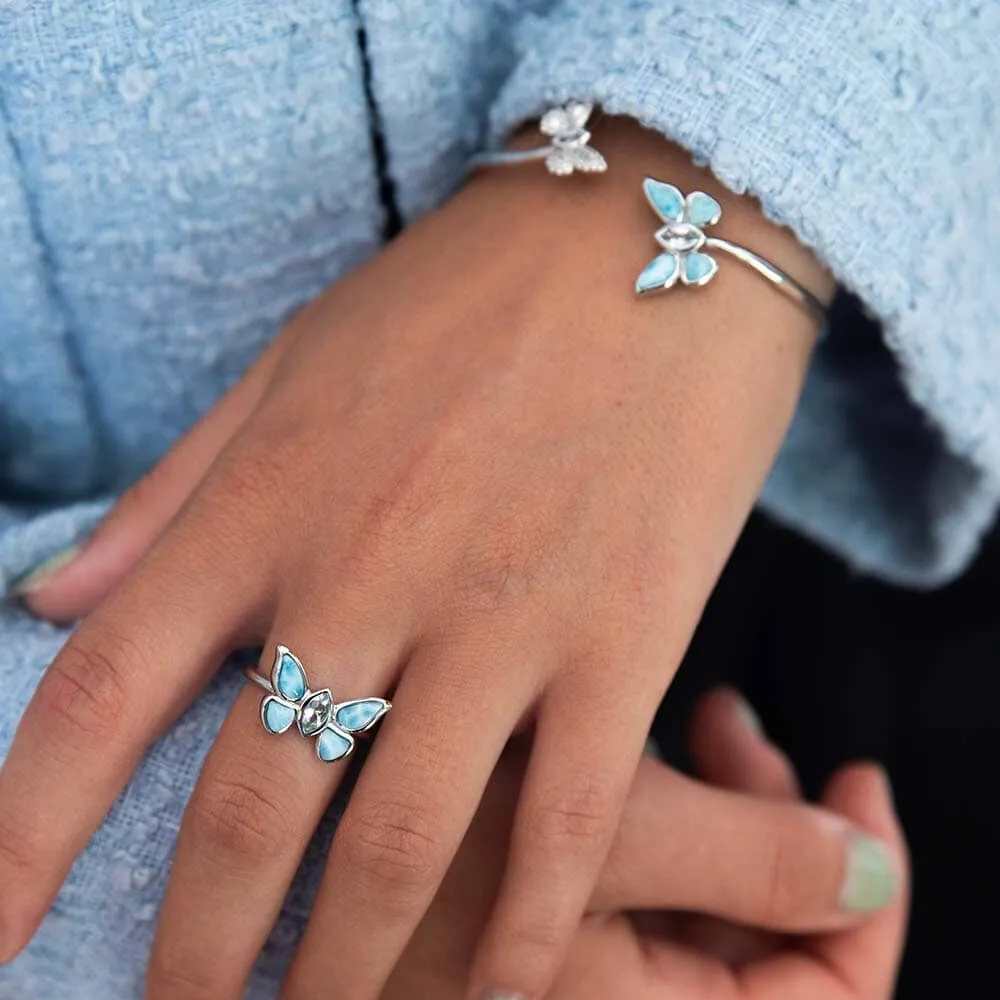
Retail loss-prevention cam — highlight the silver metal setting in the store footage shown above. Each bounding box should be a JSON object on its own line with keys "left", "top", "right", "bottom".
{"left": 469, "top": 100, "right": 607, "bottom": 176}
{"left": 246, "top": 645, "right": 391, "bottom": 762}
{"left": 636, "top": 177, "right": 827, "bottom": 321}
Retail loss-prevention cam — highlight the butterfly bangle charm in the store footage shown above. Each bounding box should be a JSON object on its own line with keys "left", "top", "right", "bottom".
{"left": 636, "top": 177, "right": 828, "bottom": 321}
{"left": 246, "top": 646, "right": 391, "bottom": 762}
{"left": 468, "top": 99, "right": 607, "bottom": 176}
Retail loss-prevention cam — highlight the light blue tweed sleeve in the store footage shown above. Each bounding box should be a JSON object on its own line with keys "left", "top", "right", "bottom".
{"left": 490, "top": 0, "right": 1000, "bottom": 587}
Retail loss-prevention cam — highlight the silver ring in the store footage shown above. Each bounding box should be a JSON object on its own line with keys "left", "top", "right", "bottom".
{"left": 469, "top": 100, "right": 608, "bottom": 176}
{"left": 246, "top": 645, "right": 391, "bottom": 762}
{"left": 635, "top": 177, "right": 827, "bottom": 322}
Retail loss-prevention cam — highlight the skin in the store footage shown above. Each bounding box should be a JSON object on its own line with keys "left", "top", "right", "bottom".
{"left": 0, "top": 118, "right": 838, "bottom": 1000}
{"left": 385, "top": 688, "right": 909, "bottom": 1000}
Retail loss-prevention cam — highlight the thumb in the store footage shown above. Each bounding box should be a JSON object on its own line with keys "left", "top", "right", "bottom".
{"left": 8, "top": 317, "right": 300, "bottom": 622}
{"left": 591, "top": 757, "right": 902, "bottom": 935}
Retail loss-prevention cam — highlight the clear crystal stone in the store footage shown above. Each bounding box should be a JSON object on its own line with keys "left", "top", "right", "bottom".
{"left": 299, "top": 690, "right": 333, "bottom": 736}
{"left": 656, "top": 222, "right": 704, "bottom": 254}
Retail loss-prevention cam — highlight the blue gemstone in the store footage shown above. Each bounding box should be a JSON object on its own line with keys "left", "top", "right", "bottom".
{"left": 635, "top": 253, "right": 678, "bottom": 293}
{"left": 643, "top": 178, "right": 685, "bottom": 222}
{"left": 262, "top": 698, "right": 296, "bottom": 734}
{"left": 317, "top": 728, "right": 353, "bottom": 762}
{"left": 275, "top": 651, "right": 306, "bottom": 701}
{"left": 335, "top": 699, "right": 387, "bottom": 733}
{"left": 683, "top": 252, "right": 717, "bottom": 283}
{"left": 686, "top": 191, "right": 722, "bottom": 226}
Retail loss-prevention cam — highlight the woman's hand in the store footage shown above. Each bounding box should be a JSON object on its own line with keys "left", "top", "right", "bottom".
{"left": 386, "top": 688, "right": 908, "bottom": 1000}
{"left": 0, "top": 118, "right": 834, "bottom": 1000}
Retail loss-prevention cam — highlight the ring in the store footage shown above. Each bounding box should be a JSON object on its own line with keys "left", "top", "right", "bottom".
{"left": 635, "top": 177, "right": 827, "bottom": 321}
{"left": 246, "top": 646, "right": 391, "bottom": 762}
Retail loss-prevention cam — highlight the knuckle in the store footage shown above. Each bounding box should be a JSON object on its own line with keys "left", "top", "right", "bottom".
{"left": 493, "top": 911, "right": 565, "bottom": 963}
{"left": 0, "top": 814, "right": 40, "bottom": 881}
{"left": 523, "top": 780, "right": 615, "bottom": 854}
{"left": 759, "top": 825, "right": 814, "bottom": 926}
{"left": 36, "top": 634, "right": 137, "bottom": 741}
{"left": 187, "top": 776, "right": 292, "bottom": 865}
{"left": 341, "top": 795, "right": 445, "bottom": 895}
{"left": 147, "top": 949, "right": 228, "bottom": 1000}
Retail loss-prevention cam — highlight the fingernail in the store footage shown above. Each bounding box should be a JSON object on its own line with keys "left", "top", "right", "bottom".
{"left": 5, "top": 544, "right": 81, "bottom": 599}
{"left": 840, "top": 831, "right": 899, "bottom": 912}
{"left": 733, "top": 693, "right": 764, "bottom": 736}
{"left": 477, "top": 992, "right": 527, "bottom": 1000}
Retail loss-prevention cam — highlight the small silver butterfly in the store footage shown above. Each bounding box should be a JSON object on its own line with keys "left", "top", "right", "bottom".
{"left": 539, "top": 100, "right": 607, "bottom": 176}
{"left": 259, "top": 646, "right": 390, "bottom": 762}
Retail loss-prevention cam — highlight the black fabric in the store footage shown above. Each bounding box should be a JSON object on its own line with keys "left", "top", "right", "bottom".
{"left": 651, "top": 513, "right": 1000, "bottom": 997}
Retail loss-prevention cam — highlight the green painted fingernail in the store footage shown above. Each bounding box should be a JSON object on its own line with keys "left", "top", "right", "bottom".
{"left": 6, "top": 544, "right": 81, "bottom": 598}
{"left": 734, "top": 694, "right": 764, "bottom": 736}
{"left": 841, "top": 832, "right": 898, "bottom": 912}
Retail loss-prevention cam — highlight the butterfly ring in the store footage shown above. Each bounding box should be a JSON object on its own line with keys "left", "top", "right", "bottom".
{"left": 245, "top": 646, "right": 391, "bottom": 762}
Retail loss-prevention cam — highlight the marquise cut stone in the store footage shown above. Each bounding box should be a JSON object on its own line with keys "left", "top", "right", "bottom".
{"left": 656, "top": 222, "right": 704, "bottom": 255}
{"left": 299, "top": 690, "right": 333, "bottom": 736}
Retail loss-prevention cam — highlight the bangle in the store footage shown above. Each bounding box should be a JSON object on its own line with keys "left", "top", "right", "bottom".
{"left": 471, "top": 101, "right": 827, "bottom": 323}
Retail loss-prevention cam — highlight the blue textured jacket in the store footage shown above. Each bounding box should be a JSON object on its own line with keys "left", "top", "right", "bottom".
{"left": 0, "top": 2, "right": 997, "bottom": 995}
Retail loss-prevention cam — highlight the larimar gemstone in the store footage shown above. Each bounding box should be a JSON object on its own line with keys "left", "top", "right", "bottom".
{"left": 684, "top": 252, "right": 717, "bottom": 283}
{"left": 686, "top": 191, "right": 722, "bottom": 226}
{"left": 262, "top": 698, "right": 297, "bottom": 734}
{"left": 317, "top": 728, "right": 353, "bottom": 762}
{"left": 275, "top": 651, "right": 306, "bottom": 701}
{"left": 635, "top": 253, "right": 678, "bottom": 293}
{"left": 299, "top": 690, "right": 333, "bottom": 736}
{"left": 643, "top": 178, "right": 685, "bottom": 222}
{"left": 335, "top": 699, "right": 387, "bottom": 733}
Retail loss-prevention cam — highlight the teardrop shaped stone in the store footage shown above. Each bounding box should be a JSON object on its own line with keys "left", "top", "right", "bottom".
{"left": 684, "top": 252, "right": 717, "bottom": 283}
{"left": 317, "top": 728, "right": 353, "bottom": 762}
{"left": 335, "top": 699, "right": 388, "bottom": 733}
{"left": 262, "top": 699, "right": 297, "bottom": 735}
{"left": 299, "top": 690, "right": 333, "bottom": 736}
{"left": 275, "top": 651, "right": 306, "bottom": 701}
{"left": 643, "top": 178, "right": 685, "bottom": 221}
{"left": 635, "top": 253, "right": 678, "bottom": 293}
{"left": 686, "top": 191, "right": 722, "bottom": 226}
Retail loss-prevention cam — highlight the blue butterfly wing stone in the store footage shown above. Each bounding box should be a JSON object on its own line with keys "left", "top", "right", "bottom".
{"left": 685, "top": 191, "right": 722, "bottom": 227}
{"left": 273, "top": 647, "right": 307, "bottom": 701}
{"left": 636, "top": 253, "right": 679, "bottom": 294}
{"left": 261, "top": 697, "right": 297, "bottom": 735}
{"left": 335, "top": 698, "right": 391, "bottom": 734}
{"left": 643, "top": 178, "right": 685, "bottom": 222}
{"left": 316, "top": 726, "right": 354, "bottom": 762}
{"left": 682, "top": 252, "right": 719, "bottom": 285}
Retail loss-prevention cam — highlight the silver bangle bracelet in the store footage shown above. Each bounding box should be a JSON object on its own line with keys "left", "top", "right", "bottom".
{"left": 470, "top": 101, "right": 827, "bottom": 323}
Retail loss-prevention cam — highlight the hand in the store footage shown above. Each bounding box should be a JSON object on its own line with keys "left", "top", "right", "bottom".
{"left": 385, "top": 688, "right": 908, "bottom": 1000}
{"left": 0, "top": 118, "right": 834, "bottom": 1000}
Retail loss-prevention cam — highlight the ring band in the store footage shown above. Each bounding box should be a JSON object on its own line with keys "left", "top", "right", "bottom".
{"left": 246, "top": 645, "right": 391, "bottom": 762}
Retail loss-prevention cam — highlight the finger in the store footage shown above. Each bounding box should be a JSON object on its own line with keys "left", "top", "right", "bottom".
{"left": 468, "top": 670, "right": 649, "bottom": 1000}
{"left": 588, "top": 758, "right": 901, "bottom": 934}
{"left": 689, "top": 687, "right": 800, "bottom": 799}
{"left": 679, "top": 688, "right": 801, "bottom": 966}
{"left": 0, "top": 509, "right": 267, "bottom": 962}
{"left": 17, "top": 309, "right": 307, "bottom": 623}
{"left": 740, "top": 764, "right": 909, "bottom": 1000}
{"left": 281, "top": 642, "right": 536, "bottom": 1000}
{"left": 146, "top": 632, "right": 402, "bottom": 1000}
